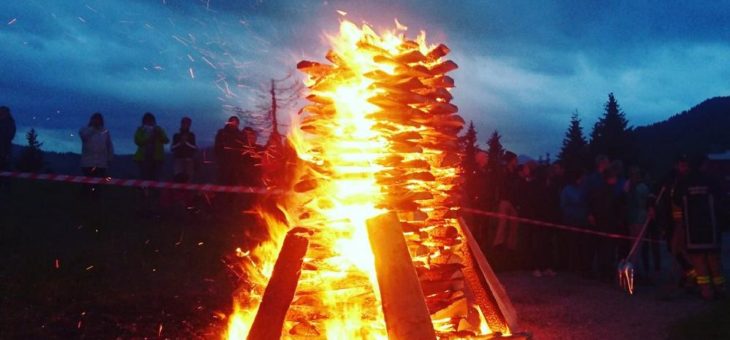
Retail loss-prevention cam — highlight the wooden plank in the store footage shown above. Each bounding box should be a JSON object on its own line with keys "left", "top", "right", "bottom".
{"left": 367, "top": 212, "right": 437, "bottom": 340}
{"left": 458, "top": 217, "right": 520, "bottom": 332}
{"left": 247, "top": 229, "right": 310, "bottom": 340}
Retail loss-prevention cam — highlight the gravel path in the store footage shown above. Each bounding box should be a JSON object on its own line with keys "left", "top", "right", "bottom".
{"left": 498, "top": 234, "right": 729, "bottom": 340}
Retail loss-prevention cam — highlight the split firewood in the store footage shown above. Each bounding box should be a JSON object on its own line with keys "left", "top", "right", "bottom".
{"left": 247, "top": 230, "right": 309, "bottom": 340}
{"left": 289, "top": 320, "right": 321, "bottom": 336}
{"left": 366, "top": 212, "right": 436, "bottom": 340}
{"left": 428, "top": 60, "right": 459, "bottom": 75}
{"left": 426, "top": 44, "right": 451, "bottom": 61}
{"left": 394, "top": 49, "right": 427, "bottom": 64}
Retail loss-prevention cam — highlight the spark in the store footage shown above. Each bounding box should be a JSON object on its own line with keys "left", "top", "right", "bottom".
{"left": 77, "top": 17, "right": 86, "bottom": 23}
{"left": 8, "top": 18, "right": 17, "bottom": 25}
{"left": 336, "top": 10, "right": 347, "bottom": 16}
{"left": 54, "top": 259, "right": 60, "bottom": 269}
{"left": 189, "top": 67, "right": 195, "bottom": 79}
{"left": 85, "top": 265, "right": 94, "bottom": 271}
{"left": 395, "top": 18, "right": 408, "bottom": 31}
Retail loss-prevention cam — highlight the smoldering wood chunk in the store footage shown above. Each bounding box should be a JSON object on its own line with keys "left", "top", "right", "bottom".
{"left": 407, "top": 171, "right": 436, "bottom": 182}
{"left": 417, "top": 263, "right": 464, "bottom": 282}
{"left": 357, "top": 40, "right": 390, "bottom": 55}
{"left": 421, "top": 279, "right": 464, "bottom": 296}
{"left": 399, "top": 159, "right": 431, "bottom": 169}
{"left": 305, "top": 94, "right": 333, "bottom": 104}
{"left": 432, "top": 296, "right": 469, "bottom": 320}
{"left": 289, "top": 321, "right": 321, "bottom": 336}
{"left": 421, "top": 102, "right": 459, "bottom": 115}
{"left": 300, "top": 104, "right": 335, "bottom": 117}
{"left": 428, "top": 60, "right": 459, "bottom": 75}
{"left": 375, "top": 77, "right": 426, "bottom": 91}
{"left": 363, "top": 70, "right": 411, "bottom": 82}
{"left": 417, "top": 87, "right": 454, "bottom": 101}
{"left": 401, "top": 221, "right": 425, "bottom": 233}
{"left": 432, "top": 226, "right": 459, "bottom": 239}
{"left": 392, "top": 131, "right": 423, "bottom": 142}
{"left": 325, "top": 49, "right": 344, "bottom": 65}
{"left": 379, "top": 199, "right": 420, "bottom": 211}
{"left": 426, "top": 44, "right": 451, "bottom": 60}
{"left": 294, "top": 178, "right": 318, "bottom": 193}
{"left": 377, "top": 154, "right": 404, "bottom": 166}
{"left": 297, "top": 60, "right": 334, "bottom": 77}
{"left": 422, "top": 75, "right": 455, "bottom": 88}
{"left": 389, "top": 142, "right": 423, "bottom": 154}
{"left": 394, "top": 49, "right": 427, "bottom": 64}
{"left": 396, "top": 64, "right": 431, "bottom": 78}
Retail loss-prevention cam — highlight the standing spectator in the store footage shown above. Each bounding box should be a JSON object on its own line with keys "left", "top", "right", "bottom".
{"left": 171, "top": 117, "right": 197, "bottom": 183}
{"left": 79, "top": 112, "right": 114, "bottom": 195}
{"left": 560, "top": 168, "right": 590, "bottom": 274}
{"left": 0, "top": 106, "right": 16, "bottom": 172}
{"left": 588, "top": 167, "right": 627, "bottom": 280}
{"left": 134, "top": 112, "right": 169, "bottom": 181}
{"left": 672, "top": 156, "right": 725, "bottom": 300}
{"left": 214, "top": 116, "right": 244, "bottom": 186}
{"left": 492, "top": 151, "right": 520, "bottom": 267}
{"left": 625, "top": 166, "right": 658, "bottom": 279}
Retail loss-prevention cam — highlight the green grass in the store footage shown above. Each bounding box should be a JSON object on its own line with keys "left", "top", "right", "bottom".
{"left": 0, "top": 179, "right": 264, "bottom": 338}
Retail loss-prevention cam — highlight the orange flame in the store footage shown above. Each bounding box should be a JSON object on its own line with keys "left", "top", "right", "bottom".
{"left": 227, "top": 19, "right": 494, "bottom": 339}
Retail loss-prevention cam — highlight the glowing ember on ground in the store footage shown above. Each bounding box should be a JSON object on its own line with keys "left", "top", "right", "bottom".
{"left": 226, "top": 19, "right": 511, "bottom": 339}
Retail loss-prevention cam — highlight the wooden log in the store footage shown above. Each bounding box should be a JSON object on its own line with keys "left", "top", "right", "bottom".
{"left": 457, "top": 217, "right": 520, "bottom": 333}
{"left": 366, "top": 212, "right": 437, "bottom": 340}
{"left": 247, "top": 229, "right": 310, "bottom": 340}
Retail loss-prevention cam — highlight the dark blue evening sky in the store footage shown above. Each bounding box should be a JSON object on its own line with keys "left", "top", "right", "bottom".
{"left": 2, "top": 0, "right": 729, "bottom": 156}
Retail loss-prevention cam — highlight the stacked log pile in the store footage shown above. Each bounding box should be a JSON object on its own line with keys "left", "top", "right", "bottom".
{"left": 261, "top": 21, "right": 516, "bottom": 338}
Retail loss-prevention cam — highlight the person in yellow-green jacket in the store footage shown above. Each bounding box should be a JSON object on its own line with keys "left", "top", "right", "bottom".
{"left": 134, "top": 112, "right": 169, "bottom": 181}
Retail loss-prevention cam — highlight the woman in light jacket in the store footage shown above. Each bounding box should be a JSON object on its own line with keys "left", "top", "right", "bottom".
{"left": 79, "top": 112, "right": 114, "bottom": 177}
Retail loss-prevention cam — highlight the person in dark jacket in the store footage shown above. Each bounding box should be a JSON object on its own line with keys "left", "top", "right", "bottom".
{"left": 0, "top": 106, "right": 16, "bottom": 172}
{"left": 672, "top": 156, "right": 725, "bottom": 300}
{"left": 171, "top": 117, "right": 197, "bottom": 183}
{"left": 493, "top": 151, "right": 520, "bottom": 252}
{"left": 588, "top": 167, "right": 627, "bottom": 279}
{"left": 214, "top": 116, "right": 244, "bottom": 186}
{"left": 561, "top": 168, "right": 590, "bottom": 273}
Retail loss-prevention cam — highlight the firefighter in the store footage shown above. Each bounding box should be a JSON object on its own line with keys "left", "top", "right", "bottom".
{"left": 671, "top": 155, "right": 726, "bottom": 300}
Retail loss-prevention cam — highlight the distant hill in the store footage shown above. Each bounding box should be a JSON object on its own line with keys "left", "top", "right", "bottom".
{"left": 8, "top": 145, "right": 218, "bottom": 182}
{"left": 633, "top": 96, "right": 730, "bottom": 175}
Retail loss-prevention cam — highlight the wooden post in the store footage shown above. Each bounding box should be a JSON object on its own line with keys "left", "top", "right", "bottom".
{"left": 458, "top": 217, "right": 519, "bottom": 332}
{"left": 366, "top": 212, "right": 437, "bottom": 340}
{"left": 247, "top": 229, "right": 310, "bottom": 340}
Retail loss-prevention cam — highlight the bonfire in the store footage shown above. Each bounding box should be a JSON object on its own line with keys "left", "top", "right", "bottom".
{"left": 226, "top": 20, "right": 525, "bottom": 339}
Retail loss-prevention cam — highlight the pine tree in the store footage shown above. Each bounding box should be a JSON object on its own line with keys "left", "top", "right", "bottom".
{"left": 559, "top": 111, "right": 588, "bottom": 172}
{"left": 462, "top": 121, "right": 478, "bottom": 177}
{"left": 17, "top": 128, "right": 44, "bottom": 172}
{"left": 486, "top": 130, "right": 504, "bottom": 173}
{"left": 590, "top": 93, "right": 632, "bottom": 161}
{"left": 460, "top": 121, "right": 480, "bottom": 207}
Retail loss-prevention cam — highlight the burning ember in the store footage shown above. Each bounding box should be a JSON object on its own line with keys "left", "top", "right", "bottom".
{"left": 227, "top": 19, "right": 521, "bottom": 339}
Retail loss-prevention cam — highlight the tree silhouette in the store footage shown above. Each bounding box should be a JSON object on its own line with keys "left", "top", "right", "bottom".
{"left": 462, "top": 121, "right": 479, "bottom": 177}
{"left": 590, "top": 93, "right": 633, "bottom": 162}
{"left": 559, "top": 111, "right": 588, "bottom": 172}
{"left": 17, "top": 128, "right": 44, "bottom": 172}
{"left": 486, "top": 130, "right": 504, "bottom": 173}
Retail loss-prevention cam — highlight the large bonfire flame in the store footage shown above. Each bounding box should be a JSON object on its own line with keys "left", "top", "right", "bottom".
{"left": 226, "top": 19, "right": 512, "bottom": 339}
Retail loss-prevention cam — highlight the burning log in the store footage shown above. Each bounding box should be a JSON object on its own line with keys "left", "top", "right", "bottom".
{"left": 247, "top": 229, "right": 310, "bottom": 340}
{"left": 366, "top": 212, "right": 436, "bottom": 340}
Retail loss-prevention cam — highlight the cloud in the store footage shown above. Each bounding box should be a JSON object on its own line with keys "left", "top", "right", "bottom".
{"left": 1, "top": 0, "right": 729, "bottom": 157}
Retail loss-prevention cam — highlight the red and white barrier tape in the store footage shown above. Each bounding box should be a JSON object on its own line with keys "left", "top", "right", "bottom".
{"left": 0, "top": 171, "right": 276, "bottom": 194}
{"left": 462, "top": 207, "right": 665, "bottom": 243}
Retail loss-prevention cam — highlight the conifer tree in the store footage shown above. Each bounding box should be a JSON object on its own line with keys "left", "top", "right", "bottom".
{"left": 590, "top": 93, "right": 632, "bottom": 161}
{"left": 17, "top": 128, "right": 44, "bottom": 172}
{"left": 559, "top": 111, "right": 588, "bottom": 171}
{"left": 462, "top": 121, "right": 478, "bottom": 177}
{"left": 486, "top": 130, "right": 504, "bottom": 173}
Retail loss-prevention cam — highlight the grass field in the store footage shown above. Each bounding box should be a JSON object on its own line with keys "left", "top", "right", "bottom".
{"left": 0, "top": 179, "right": 265, "bottom": 338}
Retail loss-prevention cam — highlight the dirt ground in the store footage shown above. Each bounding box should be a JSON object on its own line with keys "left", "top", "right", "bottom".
{"left": 499, "top": 233, "right": 730, "bottom": 340}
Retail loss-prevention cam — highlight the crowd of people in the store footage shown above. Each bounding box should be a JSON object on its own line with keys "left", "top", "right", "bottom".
{"left": 466, "top": 150, "right": 727, "bottom": 300}
{"left": 0, "top": 106, "right": 283, "bottom": 214}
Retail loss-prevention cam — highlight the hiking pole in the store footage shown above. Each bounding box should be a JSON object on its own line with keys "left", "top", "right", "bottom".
{"left": 618, "top": 187, "right": 666, "bottom": 295}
